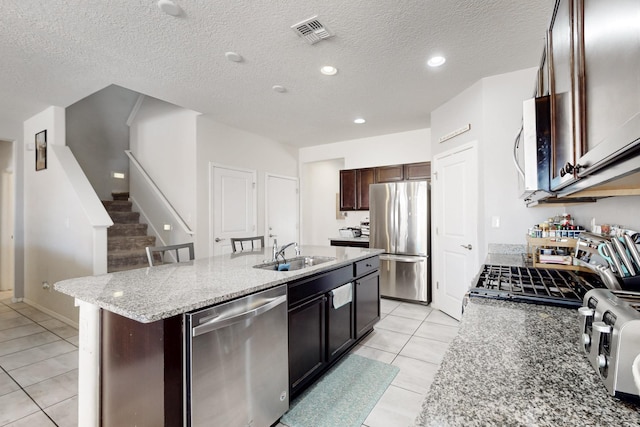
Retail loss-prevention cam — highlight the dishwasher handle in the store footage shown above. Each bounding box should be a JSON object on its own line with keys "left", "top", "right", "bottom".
{"left": 192, "top": 294, "right": 287, "bottom": 337}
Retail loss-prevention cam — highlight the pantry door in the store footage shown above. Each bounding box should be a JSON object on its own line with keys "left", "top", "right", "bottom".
{"left": 432, "top": 142, "right": 479, "bottom": 320}
{"left": 211, "top": 165, "right": 257, "bottom": 256}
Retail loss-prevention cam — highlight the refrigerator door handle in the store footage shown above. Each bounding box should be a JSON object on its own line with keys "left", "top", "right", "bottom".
{"left": 379, "top": 254, "right": 426, "bottom": 263}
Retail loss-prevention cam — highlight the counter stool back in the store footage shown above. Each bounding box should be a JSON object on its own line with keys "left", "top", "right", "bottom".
{"left": 230, "top": 236, "right": 265, "bottom": 253}
{"left": 146, "top": 242, "right": 195, "bottom": 266}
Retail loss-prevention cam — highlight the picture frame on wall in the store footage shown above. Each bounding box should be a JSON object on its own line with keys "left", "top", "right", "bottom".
{"left": 35, "top": 129, "right": 47, "bottom": 171}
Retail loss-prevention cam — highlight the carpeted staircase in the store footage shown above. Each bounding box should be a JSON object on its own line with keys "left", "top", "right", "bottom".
{"left": 104, "top": 192, "right": 156, "bottom": 272}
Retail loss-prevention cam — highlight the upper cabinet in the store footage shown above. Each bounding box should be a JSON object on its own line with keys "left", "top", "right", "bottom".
{"left": 546, "top": 0, "right": 640, "bottom": 192}
{"left": 575, "top": 0, "right": 640, "bottom": 177}
{"left": 549, "top": 0, "right": 579, "bottom": 191}
{"left": 340, "top": 162, "right": 430, "bottom": 211}
{"left": 340, "top": 168, "right": 374, "bottom": 211}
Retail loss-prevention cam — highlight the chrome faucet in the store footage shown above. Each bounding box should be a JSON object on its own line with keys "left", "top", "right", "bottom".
{"left": 275, "top": 242, "right": 299, "bottom": 260}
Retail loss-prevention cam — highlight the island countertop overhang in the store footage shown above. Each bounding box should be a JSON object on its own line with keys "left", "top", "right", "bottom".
{"left": 54, "top": 245, "right": 383, "bottom": 323}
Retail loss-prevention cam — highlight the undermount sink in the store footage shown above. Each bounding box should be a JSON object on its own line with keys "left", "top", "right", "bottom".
{"left": 253, "top": 256, "right": 336, "bottom": 271}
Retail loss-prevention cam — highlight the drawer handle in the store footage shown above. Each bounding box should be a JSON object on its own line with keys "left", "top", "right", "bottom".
{"left": 365, "top": 263, "right": 372, "bottom": 267}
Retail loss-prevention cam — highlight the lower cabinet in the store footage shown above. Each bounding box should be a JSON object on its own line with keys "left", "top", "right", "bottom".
{"left": 288, "top": 256, "right": 380, "bottom": 398}
{"left": 355, "top": 271, "right": 380, "bottom": 338}
{"left": 288, "top": 294, "right": 327, "bottom": 395}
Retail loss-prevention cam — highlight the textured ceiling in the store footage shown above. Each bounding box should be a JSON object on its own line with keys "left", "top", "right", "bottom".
{"left": 0, "top": 0, "right": 554, "bottom": 147}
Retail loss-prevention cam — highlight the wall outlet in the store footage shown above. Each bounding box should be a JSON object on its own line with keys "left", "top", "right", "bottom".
{"left": 163, "top": 224, "right": 172, "bottom": 231}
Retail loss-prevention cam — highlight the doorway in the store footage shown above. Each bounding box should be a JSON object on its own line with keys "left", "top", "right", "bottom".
{"left": 210, "top": 164, "right": 257, "bottom": 256}
{"left": 432, "top": 142, "right": 478, "bottom": 320}
{"left": 265, "top": 174, "right": 299, "bottom": 250}
{"left": 0, "top": 139, "right": 15, "bottom": 292}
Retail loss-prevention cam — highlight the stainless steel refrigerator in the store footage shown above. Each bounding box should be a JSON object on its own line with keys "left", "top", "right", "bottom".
{"left": 369, "top": 181, "right": 430, "bottom": 303}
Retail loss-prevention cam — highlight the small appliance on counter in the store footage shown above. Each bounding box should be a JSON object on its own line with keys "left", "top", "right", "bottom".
{"left": 338, "top": 227, "right": 362, "bottom": 238}
{"left": 579, "top": 288, "right": 640, "bottom": 400}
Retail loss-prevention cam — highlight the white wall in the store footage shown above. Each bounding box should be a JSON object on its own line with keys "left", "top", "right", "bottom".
{"left": 66, "top": 85, "right": 138, "bottom": 200}
{"left": 431, "top": 67, "right": 640, "bottom": 262}
{"left": 299, "top": 129, "right": 431, "bottom": 168}
{"left": 23, "top": 107, "right": 103, "bottom": 325}
{"left": 299, "top": 129, "right": 431, "bottom": 245}
{"left": 195, "top": 117, "right": 298, "bottom": 257}
{"left": 129, "top": 97, "right": 198, "bottom": 245}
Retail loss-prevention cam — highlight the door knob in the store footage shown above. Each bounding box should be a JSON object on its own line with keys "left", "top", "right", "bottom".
{"left": 214, "top": 237, "right": 225, "bottom": 242}
{"left": 461, "top": 244, "right": 473, "bottom": 250}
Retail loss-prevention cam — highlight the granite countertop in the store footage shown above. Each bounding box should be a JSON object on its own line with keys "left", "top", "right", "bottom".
{"left": 54, "top": 245, "right": 382, "bottom": 323}
{"left": 415, "top": 298, "right": 640, "bottom": 426}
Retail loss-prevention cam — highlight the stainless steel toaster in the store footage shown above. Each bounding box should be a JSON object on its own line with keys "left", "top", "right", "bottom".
{"left": 579, "top": 288, "right": 640, "bottom": 399}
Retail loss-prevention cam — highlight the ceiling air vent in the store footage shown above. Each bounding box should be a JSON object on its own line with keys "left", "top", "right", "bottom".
{"left": 291, "top": 16, "right": 334, "bottom": 45}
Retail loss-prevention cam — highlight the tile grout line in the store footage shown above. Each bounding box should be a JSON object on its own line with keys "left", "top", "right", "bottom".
{"left": 0, "top": 300, "right": 75, "bottom": 427}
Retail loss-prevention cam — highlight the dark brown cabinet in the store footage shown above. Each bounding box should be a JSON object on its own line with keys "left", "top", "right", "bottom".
{"left": 340, "top": 162, "right": 430, "bottom": 211}
{"left": 287, "top": 256, "right": 380, "bottom": 398}
{"left": 355, "top": 273, "right": 380, "bottom": 339}
{"left": 376, "top": 165, "right": 404, "bottom": 182}
{"left": 545, "top": 0, "right": 640, "bottom": 192}
{"left": 339, "top": 169, "right": 357, "bottom": 210}
{"left": 404, "top": 162, "right": 431, "bottom": 180}
{"left": 339, "top": 168, "right": 374, "bottom": 211}
{"left": 288, "top": 294, "right": 327, "bottom": 395}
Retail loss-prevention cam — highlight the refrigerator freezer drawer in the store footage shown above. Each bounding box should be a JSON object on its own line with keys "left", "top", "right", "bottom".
{"left": 379, "top": 255, "right": 430, "bottom": 303}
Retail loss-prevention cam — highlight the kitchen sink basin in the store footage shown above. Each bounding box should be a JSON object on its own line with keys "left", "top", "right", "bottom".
{"left": 253, "top": 256, "right": 336, "bottom": 271}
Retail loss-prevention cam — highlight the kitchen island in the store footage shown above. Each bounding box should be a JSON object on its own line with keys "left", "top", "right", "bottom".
{"left": 55, "top": 245, "right": 383, "bottom": 427}
{"left": 415, "top": 298, "right": 640, "bottom": 426}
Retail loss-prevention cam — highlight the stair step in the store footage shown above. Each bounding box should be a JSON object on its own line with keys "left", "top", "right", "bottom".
{"left": 108, "top": 236, "right": 156, "bottom": 251}
{"left": 103, "top": 200, "right": 133, "bottom": 212}
{"left": 111, "top": 192, "right": 130, "bottom": 201}
{"left": 108, "top": 249, "right": 149, "bottom": 269}
{"left": 109, "top": 211, "right": 140, "bottom": 224}
{"left": 108, "top": 223, "right": 148, "bottom": 237}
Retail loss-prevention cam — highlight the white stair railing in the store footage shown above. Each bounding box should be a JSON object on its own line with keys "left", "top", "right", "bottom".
{"left": 125, "top": 150, "right": 194, "bottom": 236}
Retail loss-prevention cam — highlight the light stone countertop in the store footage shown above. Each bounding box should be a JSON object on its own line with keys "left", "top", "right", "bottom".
{"left": 415, "top": 298, "right": 640, "bottom": 426}
{"left": 54, "top": 245, "right": 383, "bottom": 323}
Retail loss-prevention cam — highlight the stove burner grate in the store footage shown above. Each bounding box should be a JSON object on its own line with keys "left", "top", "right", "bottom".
{"left": 469, "top": 264, "right": 606, "bottom": 308}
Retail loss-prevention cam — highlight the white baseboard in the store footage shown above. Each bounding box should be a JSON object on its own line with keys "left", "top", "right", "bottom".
{"left": 23, "top": 298, "right": 80, "bottom": 330}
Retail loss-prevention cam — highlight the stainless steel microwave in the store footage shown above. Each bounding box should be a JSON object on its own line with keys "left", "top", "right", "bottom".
{"left": 515, "top": 96, "right": 553, "bottom": 204}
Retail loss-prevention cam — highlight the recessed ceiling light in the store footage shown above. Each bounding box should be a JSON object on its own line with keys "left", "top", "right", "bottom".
{"left": 320, "top": 66, "right": 338, "bottom": 76}
{"left": 157, "top": 0, "right": 182, "bottom": 16}
{"left": 354, "top": 118, "right": 366, "bottom": 124}
{"left": 272, "top": 85, "right": 287, "bottom": 93}
{"left": 427, "top": 56, "right": 446, "bottom": 67}
{"left": 225, "top": 52, "right": 243, "bottom": 63}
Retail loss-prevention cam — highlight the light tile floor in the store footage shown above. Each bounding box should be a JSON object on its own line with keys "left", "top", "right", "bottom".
{"left": 279, "top": 298, "right": 460, "bottom": 427}
{"left": 0, "top": 291, "right": 459, "bottom": 427}
{"left": 0, "top": 291, "right": 78, "bottom": 427}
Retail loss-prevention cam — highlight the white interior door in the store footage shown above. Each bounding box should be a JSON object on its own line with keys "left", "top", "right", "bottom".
{"left": 265, "top": 174, "right": 299, "bottom": 253}
{"left": 433, "top": 143, "right": 478, "bottom": 320}
{"left": 211, "top": 165, "right": 257, "bottom": 256}
{"left": 1, "top": 170, "right": 14, "bottom": 291}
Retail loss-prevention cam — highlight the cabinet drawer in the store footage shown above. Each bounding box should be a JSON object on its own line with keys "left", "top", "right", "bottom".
{"left": 288, "top": 265, "right": 353, "bottom": 307}
{"left": 354, "top": 256, "right": 380, "bottom": 278}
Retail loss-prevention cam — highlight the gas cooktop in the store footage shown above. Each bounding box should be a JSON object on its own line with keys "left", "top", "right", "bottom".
{"left": 467, "top": 264, "right": 607, "bottom": 308}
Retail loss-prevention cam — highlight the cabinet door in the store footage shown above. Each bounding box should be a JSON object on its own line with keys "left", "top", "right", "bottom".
{"left": 339, "top": 169, "right": 357, "bottom": 211}
{"left": 375, "top": 165, "right": 404, "bottom": 183}
{"left": 356, "top": 168, "right": 375, "bottom": 210}
{"left": 355, "top": 272, "right": 380, "bottom": 339}
{"left": 404, "top": 162, "right": 431, "bottom": 180}
{"left": 549, "top": 0, "right": 579, "bottom": 190}
{"left": 575, "top": 0, "right": 640, "bottom": 176}
{"left": 327, "top": 291, "right": 355, "bottom": 362}
{"left": 288, "top": 294, "right": 327, "bottom": 396}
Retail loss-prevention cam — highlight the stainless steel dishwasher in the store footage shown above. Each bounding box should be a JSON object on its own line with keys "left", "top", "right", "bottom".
{"left": 184, "top": 285, "right": 289, "bottom": 427}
